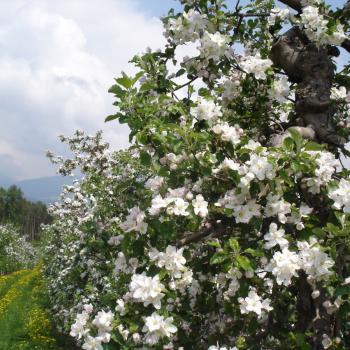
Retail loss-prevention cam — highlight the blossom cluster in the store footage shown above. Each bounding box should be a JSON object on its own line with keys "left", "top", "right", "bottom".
{"left": 0, "top": 225, "right": 36, "bottom": 274}
{"left": 299, "top": 5, "right": 346, "bottom": 46}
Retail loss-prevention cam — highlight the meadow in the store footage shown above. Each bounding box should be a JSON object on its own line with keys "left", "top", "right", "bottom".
{"left": 0, "top": 267, "right": 77, "bottom": 350}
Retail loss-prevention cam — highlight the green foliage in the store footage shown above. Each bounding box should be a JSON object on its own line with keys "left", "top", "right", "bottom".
{"left": 0, "top": 186, "right": 51, "bottom": 240}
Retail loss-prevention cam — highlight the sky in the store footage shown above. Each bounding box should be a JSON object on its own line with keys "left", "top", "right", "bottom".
{"left": 0, "top": 0, "right": 348, "bottom": 181}
{"left": 0, "top": 0, "right": 181, "bottom": 181}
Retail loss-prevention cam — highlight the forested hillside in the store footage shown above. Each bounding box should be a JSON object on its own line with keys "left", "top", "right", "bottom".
{"left": 0, "top": 186, "right": 51, "bottom": 241}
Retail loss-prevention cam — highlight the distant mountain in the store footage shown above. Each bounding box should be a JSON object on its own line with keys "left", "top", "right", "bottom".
{"left": 0, "top": 176, "right": 74, "bottom": 204}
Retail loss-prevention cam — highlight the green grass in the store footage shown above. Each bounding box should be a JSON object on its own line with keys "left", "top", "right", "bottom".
{"left": 0, "top": 270, "right": 28, "bottom": 300}
{"left": 0, "top": 267, "right": 79, "bottom": 350}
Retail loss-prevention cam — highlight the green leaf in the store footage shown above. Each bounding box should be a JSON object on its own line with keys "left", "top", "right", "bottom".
{"left": 105, "top": 114, "right": 118, "bottom": 122}
{"left": 176, "top": 68, "right": 186, "bottom": 77}
{"left": 304, "top": 141, "right": 324, "bottom": 151}
{"left": 228, "top": 238, "right": 240, "bottom": 253}
{"left": 312, "top": 227, "right": 326, "bottom": 238}
{"left": 108, "top": 84, "right": 125, "bottom": 96}
{"left": 244, "top": 248, "right": 264, "bottom": 257}
{"left": 198, "top": 88, "right": 211, "bottom": 97}
{"left": 325, "top": 223, "right": 344, "bottom": 236}
{"left": 283, "top": 137, "right": 294, "bottom": 151}
{"left": 132, "top": 71, "right": 144, "bottom": 85}
{"left": 335, "top": 285, "right": 350, "bottom": 297}
{"left": 116, "top": 72, "right": 133, "bottom": 89}
{"left": 236, "top": 255, "right": 252, "bottom": 271}
{"left": 210, "top": 251, "right": 228, "bottom": 265}
{"left": 294, "top": 333, "right": 312, "bottom": 350}
{"left": 207, "top": 240, "right": 221, "bottom": 248}
{"left": 335, "top": 211, "right": 347, "bottom": 228}
{"left": 158, "top": 221, "right": 176, "bottom": 240}
{"left": 140, "top": 151, "right": 152, "bottom": 166}
{"left": 288, "top": 128, "right": 303, "bottom": 151}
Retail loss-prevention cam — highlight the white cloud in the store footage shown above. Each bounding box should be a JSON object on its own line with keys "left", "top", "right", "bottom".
{"left": 0, "top": 0, "right": 165, "bottom": 180}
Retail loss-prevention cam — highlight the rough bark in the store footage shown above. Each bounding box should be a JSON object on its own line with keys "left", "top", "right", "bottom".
{"left": 270, "top": 1, "right": 350, "bottom": 347}
{"left": 271, "top": 27, "right": 345, "bottom": 145}
{"left": 270, "top": 26, "right": 337, "bottom": 348}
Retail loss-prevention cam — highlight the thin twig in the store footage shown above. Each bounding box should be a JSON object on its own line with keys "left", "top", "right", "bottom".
{"left": 172, "top": 77, "right": 198, "bottom": 92}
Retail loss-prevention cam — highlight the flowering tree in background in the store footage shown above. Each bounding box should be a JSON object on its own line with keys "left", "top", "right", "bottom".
{"left": 43, "top": 0, "right": 350, "bottom": 349}
{"left": 0, "top": 225, "right": 36, "bottom": 274}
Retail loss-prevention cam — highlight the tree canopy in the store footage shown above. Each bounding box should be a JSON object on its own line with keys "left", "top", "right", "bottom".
{"left": 0, "top": 185, "right": 51, "bottom": 240}
{"left": 43, "top": 1, "right": 350, "bottom": 350}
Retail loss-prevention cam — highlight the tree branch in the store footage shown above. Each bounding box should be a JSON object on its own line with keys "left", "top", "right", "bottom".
{"left": 341, "top": 0, "right": 350, "bottom": 53}
{"left": 278, "top": 0, "right": 301, "bottom": 12}
{"left": 271, "top": 27, "right": 346, "bottom": 145}
{"left": 342, "top": 39, "right": 350, "bottom": 54}
{"left": 172, "top": 77, "right": 197, "bottom": 92}
{"left": 175, "top": 222, "right": 227, "bottom": 247}
{"left": 237, "top": 13, "right": 270, "bottom": 18}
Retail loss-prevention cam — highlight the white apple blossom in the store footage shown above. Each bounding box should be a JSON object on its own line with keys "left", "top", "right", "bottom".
{"left": 233, "top": 200, "right": 261, "bottom": 224}
{"left": 264, "top": 223, "right": 289, "bottom": 249}
{"left": 267, "top": 248, "right": 300, "bottom": 286}
{"left": 70, "top": 311, "right": 90, "bottom": 340}
{"left": 167, "top": 197, "right": 190, "bottom": 216}
{"left": 217, "top": 158, "right": 241, "bottom": 172}
{"left": 120, "top": 206, "right": 148, "bottom": 234}
{"left": 212, "top": 122, "right": 243, "bottom": 145}
{"left": 160, "top": 152, "right": 188, "bottom": 170}
{"left": 247, "top": 154, "right": 276, "bottom": 181}
{"left": 238, "top": 172, "right": 255, "bottom": 189}
{"left": 199, "top": 31, "right": 231, "bottom": 61}
{"left": 142, "top": 312, "right": 177, "bottom": 345}
{"left": 268, "top": 7, "right": 290, "bottom": 26}
{"left": 305, "top": 151, "right": 340, "bottom": 194}
{"left": 192, "top": 194, "right": 209, "bottom": 217}
{"left": 82, "top": 336, "right": 104, "bottom": 350}
{"left": 165, "top": 10, "right": 207, "bottom": 44}
{"left": 331, "top": 86, "right": 347, "bottom": 100}
{"left": 265, "top": 194, "right": 292, "bottom": 224}
{"left": 115, "top": 252, "right": 130, "bottom": 274}
{"left": 222, "top": 77, "right": 242, "bottom": 103}
{"left": 240, "top": 54, "right": 273, "bottom": 80}
{"left": 149, "top": 245, "right": 187, "bottom": 278}
{"left": 269, "top": 75, "right": 291, "bottom": 103}
{"left": 149, "top": 194, "right": 168, "bottom": 216}
{"left": 322, "top": 334, "right": 332, "bottom": 349}
{"left": 117, "top": 324, "right": 129, "bottom": 340}
{"left": 239, "top": 290, "right": 273, "bottom": 317}
{"left": 244, "top": 139, "right": 261, "bottom": 151}
{"left": 115, "top": 299, "right": 126, "bottom": 316}
{"left": 191, "top": 98, "right": 222, "bottom": 122}
{"left": 300, "top": 6, "right": 346, "bottom": 46}
{"left": 145, "top": 176, "right": 164, "bottom": 193}
{"left": 298, "top": 237, "right": 334, "bottom": 281}
{"left": 329, "top": 178, "right": 350, "bottom": 213}
{"left": 216, "top": 189, "right": 247, "bottom": 210}
{"left": 129, "top": 273, "right": 165, "bottom": 309}
{"left": 92, "top": 310, "right": 114, "bottom": 343}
